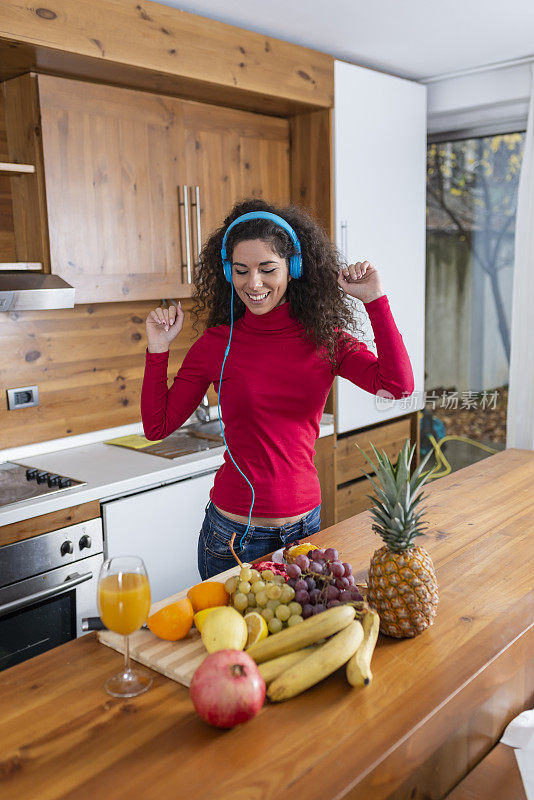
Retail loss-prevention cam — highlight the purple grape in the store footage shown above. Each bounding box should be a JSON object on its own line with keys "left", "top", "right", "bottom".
{"left": 327, "top": 600, "right": 341, "bottom": 608}
{"left": 324, "top": 548, "right": 339, "bottom": 561}
{"left": 331, "top": 561, "right": 345, "bottom": 578}
{"left": 287, "top": 577, "right": 297, "bottom": 589}
{"left": 305, "top": 577, "right": 316, "bottom": 591}
{"left": 309, "top": 588, "right": 322, "bottom": 604}
{"left": 302, "top": 603, "right": 314, "bottom": 619}
{"left": 350, "top": 587, "right": 363, "bottom": 601}
{"left": 346, "top": 574, "right": 355, "bottom": 587}
{"left": 340, "top": 589, "right": 353, "bottom": 603}
{"left": 322, "top": 563, "right": 332, "bottom": 576}
{"left": 295, "top": 589, "right": 310, "bottom": 604}
{"left": 286, "top": 563, "right": 301, "bottom": 579}
{"left": 313, "top": 603, "right": 326, "bottom": 615}
{"left": 309, "top": 560, "right": 324, "bottom": 575}
{"left": 294, "top": 578, "right": 307, "bottom": 592}
{"left": 326, "top": 585, "right": 340, "bottom": 601}
{"left": 294, "top": 554, "right": 310, "bottom": 571}
{"left": 335, "top": 577, "right": 350, "bottom": 590}
{"left": 342, "top": 562, "right": 353, "bottom": 577}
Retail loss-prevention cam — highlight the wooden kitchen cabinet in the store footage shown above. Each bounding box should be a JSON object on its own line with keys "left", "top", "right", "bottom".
{"left": 2, "top": 73, "right": 291, "bottom": 303}
{"left": 335, "top": 414, "right": 414, "bottom": 523}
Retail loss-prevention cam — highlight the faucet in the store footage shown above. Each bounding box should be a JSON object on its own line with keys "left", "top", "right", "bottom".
{"left": 195, "top": 393, "right": 210, "bottom": 423}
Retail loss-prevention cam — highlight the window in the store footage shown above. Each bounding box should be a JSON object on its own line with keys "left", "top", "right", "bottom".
{"left": 423, "top": 133, "right": 525, "bottom": 473}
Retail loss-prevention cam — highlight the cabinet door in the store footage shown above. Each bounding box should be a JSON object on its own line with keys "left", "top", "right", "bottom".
{"left": 182, "top": 101, "right": 291, "bottom": 260}
{"left": 102, "top": 470, "right": 217, "bottom": 603}
{"left": 37, "top": 75, "right": 191, "bottom": 303}
{"left": 334, "top": 61, "right": 427, "bottom": 433}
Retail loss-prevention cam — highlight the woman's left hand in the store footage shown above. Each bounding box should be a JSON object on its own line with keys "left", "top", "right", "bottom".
{"left": 337, "top": 261, "right": 385, "bottom": 304}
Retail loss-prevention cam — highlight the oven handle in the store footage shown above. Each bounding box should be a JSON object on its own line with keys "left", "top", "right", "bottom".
{"left": 0, "top": 571, "right": 93, "bottom": 617}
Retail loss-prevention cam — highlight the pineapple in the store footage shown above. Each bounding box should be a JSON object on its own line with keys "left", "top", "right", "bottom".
{"left": 359, "top": 439, "right": 439, "bottom": 638}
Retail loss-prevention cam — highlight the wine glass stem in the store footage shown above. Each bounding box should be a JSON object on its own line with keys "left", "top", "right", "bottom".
{"left": 124, "top": 634, "right": 130, "bottom": 674}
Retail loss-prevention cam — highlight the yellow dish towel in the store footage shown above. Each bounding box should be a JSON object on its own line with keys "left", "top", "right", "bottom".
{"left": 105, "top": 434, "right": 162, "bottom": 449}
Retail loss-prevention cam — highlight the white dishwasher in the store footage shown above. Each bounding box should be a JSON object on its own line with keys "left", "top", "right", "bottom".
{"left": 102, "top": 469, "right": 217, "bottom": 603}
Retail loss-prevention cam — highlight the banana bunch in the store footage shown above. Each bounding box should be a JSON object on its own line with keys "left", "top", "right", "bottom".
{"left": 246, "top": 604, "right": 380, "bottom": 701}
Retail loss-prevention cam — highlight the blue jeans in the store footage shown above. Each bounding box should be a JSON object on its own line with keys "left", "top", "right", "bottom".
{"left": 197, "top": 501, "right": 322, "bottom": 580}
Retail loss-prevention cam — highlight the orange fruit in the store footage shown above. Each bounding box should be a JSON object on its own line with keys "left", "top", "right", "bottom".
{"left": 146, "top": 598, "right": 194, "bottom": 641}
{"left": 187, "top": 581, "right": 230, "bottom": 613}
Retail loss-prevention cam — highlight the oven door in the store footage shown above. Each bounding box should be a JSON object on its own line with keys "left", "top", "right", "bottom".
{"left": 0, "top": 552, "right": 103, "bottom": 671}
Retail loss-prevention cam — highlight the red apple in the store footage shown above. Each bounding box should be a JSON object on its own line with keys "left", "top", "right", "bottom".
{"left": 190, "top": 649, "right": 265, "bottom": 729}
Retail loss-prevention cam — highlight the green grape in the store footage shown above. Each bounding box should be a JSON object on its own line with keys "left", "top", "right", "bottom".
{"left": 266, "top": 599, "right": 280, "bottom": 611}
{"left": 279, "top": 585, "right": 293, "bottom": 603}
{"left": 247, "top": 593, "right": 257, "bottom": 607}
{"left": 251, "top": 580, "right": 265, "bottom": 594}
{"left": 240, "top": 567, "right": 253, "bottom": 582}
{"left": 268, "top": 617, "right": 283, "bottom": 634}
{"left": 250, "top": 569, "right": 261, "bottom": 582}
{"left": 255, "top": 591, "right": 268, "bottom": 607}
{"left": 275, "top": 604, "right": 291, "bottom": 622}
{"left": 224, "top": 576, "right": 238, "bottom": 594}
{"left": 266, "top": 583, "right": 282, "bottom": 600}
{"left": 261, "top": 607, "right": 274, "bottom": 622}
{"left": 233, "top": 592, "right": 248, "bottom": 611}
{"left": 288, "top": 601, "right": 302, "bottom": 616}
{"left": 287, "top": 614, "right": 304, "bottom": 626}
{"left": 272, "top": 574, "right": 285, "bottom": 584}
{"left": 261, "top": 570, "right": 275, "bottom": 581}
{"left": 238, "top": 581, "right": 251, "bottom": 595}
{"left": 285, "top": 585, "right": 295, "bottom": 601}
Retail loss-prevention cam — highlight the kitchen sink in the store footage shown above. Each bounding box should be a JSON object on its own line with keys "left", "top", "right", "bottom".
{"left": 187, "top": 420, "right": 224, "bottom": 437}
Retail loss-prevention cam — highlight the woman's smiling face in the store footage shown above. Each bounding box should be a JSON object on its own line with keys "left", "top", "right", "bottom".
{"left": 231, "top": 239, "right": 291, "bottom": 314}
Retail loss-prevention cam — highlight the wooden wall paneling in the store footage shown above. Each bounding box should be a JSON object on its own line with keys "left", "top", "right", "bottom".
{"left": 0, "top": 0, "right": 334, "bottom": 115}
{"left": 0, "top": 298, "right": 203, "bottom": 448}
{"left": 2, "top": 73, "right": 50, "bottom": 268}
{"left": 0, "top": 500, "right": 101, "bottom": 546}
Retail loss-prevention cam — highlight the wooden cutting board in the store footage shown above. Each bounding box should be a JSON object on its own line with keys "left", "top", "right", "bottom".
{"left": 97, "top": 564, "right": 240, "bottom": 687}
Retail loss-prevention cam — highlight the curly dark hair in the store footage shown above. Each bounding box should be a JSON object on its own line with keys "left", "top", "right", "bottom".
{"left": 190, "top": 198, "right": 365, "bottom": 372}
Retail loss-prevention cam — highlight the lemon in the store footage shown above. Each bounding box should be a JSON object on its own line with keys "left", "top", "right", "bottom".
{"left": 193, "top": 606, "right": 220, "bottom": 633}
{"left": 201, "top": 606, "right": 248, "bottom": 653}
{"left": 244, "top": 611, "right": 268, "bottom": 647}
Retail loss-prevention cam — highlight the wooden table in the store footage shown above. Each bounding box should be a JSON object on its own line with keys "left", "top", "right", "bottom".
{"left": 0, "top": 449, "right": 533, "bottom": 800}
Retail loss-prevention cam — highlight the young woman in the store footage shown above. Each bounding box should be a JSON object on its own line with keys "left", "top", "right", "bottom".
{"left": 142, "top": 198, "right": 414, "bottom": 580}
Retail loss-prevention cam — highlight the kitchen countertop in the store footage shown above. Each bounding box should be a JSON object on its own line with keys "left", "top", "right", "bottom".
{"left": 0, "top": 448, "right": 532, "bottom": 800}
{"left": 0, "top": 414, "right": 335, "bottom": 526}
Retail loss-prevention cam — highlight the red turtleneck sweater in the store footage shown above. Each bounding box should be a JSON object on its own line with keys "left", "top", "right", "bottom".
{"left": 141, "top": 295, "right": 414, "bottom": 516}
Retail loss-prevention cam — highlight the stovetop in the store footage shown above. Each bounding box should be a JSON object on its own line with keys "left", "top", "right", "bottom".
{"left": 0, "top": 462, "right": 86, "bottom": 509}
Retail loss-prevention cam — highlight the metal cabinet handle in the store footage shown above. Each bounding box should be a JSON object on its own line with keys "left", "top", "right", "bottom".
{"left": 178, "top": 185, "right": 192, "bottom": 284}
{"left": 190, "top": 185, "right": 202, "bottom": 271}
{"left": 0, "top": 571, "right": 93, "bottom": 617}
{"left": 340, "top": 220, "right": 348, "bottom": 261}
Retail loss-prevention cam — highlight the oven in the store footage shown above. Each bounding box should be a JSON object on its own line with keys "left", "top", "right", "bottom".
{"left": 0, "top": 518, "right": 104, "bottom": 671}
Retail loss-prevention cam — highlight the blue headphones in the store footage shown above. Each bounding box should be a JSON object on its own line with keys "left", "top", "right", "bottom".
{"left": 217, "top": 211, "right": 303, "bottom": 550}
{"left": 220, "top": 211, "right": 303, "bottom": 282}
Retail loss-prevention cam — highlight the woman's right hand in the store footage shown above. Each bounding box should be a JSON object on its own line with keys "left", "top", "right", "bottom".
{"left": 146, "top": 302, "right": 184, "bottom": 352}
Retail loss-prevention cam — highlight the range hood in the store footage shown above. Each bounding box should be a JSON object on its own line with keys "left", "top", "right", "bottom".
{"left": 0, "top": 273, "right": 75, "bottom": 311}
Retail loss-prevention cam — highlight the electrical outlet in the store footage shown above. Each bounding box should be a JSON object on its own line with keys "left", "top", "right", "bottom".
{"left": 6, "top": 386, "right": 39, "bottom": 410}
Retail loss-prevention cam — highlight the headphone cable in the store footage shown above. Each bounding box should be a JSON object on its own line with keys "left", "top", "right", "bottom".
{"left": 216, "top": 281, "right": 256, "bottom": 551}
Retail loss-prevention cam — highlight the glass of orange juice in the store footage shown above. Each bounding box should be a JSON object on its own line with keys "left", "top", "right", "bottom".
{"left": 97, "top": 556, "right": 152, "bottom": 697}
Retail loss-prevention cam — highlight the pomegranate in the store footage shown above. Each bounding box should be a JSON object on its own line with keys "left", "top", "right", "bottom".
{"left": 190, "top": 649, "right": 265, "bottom": 729}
